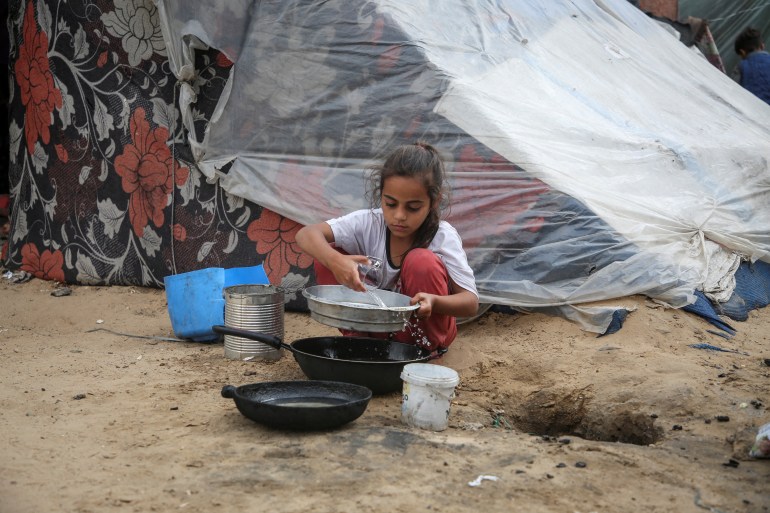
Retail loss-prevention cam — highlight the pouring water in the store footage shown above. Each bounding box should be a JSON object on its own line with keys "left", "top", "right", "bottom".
{"left": 359, "top": 257, "right": 389, "bottom": 309}
{"left": 364, "top": 284, "right": 389, "bottom": 309}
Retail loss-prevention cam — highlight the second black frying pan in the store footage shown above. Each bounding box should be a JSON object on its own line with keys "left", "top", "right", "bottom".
{"left": 212, "top": 325, "right": 443, "bottom": 394}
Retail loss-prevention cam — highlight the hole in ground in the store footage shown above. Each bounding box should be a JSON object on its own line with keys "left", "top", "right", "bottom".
{"left": 504, "top": 388, "right": 663, "bottom": 446}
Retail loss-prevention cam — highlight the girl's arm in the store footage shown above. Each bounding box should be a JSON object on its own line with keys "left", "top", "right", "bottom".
{"left": 410, "top": 280, "right": 479, "bottom": 319}
{"left": 295, "top": 222, "right": 370, "bottom": 292}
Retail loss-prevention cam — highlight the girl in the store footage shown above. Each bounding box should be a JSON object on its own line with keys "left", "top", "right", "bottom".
{"left": 295, "top": 142, "right": 479, "bottom": 351}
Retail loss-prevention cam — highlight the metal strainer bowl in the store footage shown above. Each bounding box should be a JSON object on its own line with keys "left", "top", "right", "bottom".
{"left": 302, "top": 285, "right": 419, "bottom": 332}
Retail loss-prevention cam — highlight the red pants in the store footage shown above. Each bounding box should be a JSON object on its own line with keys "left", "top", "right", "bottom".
{"left": 313, "top": 248, "right": 457, "bottom": 351}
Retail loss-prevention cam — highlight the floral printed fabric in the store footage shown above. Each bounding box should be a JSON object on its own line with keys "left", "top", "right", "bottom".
{"left": 4, "top": 0, "right": 316, "bottom": 310}
{"left": 5, "top": 0, "right": 627, "bottom": 319}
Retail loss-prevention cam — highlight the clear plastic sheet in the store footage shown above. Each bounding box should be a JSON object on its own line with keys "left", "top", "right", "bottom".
{"left": 155, "top": 0, "right": 770, "bottom": 332}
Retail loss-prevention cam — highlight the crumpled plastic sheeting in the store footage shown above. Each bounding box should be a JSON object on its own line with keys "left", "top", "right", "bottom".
{"left": 155, "top": 0, "right": 770, "bottom": 332}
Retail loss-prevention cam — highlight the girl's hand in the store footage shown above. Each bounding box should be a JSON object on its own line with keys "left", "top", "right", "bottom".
{"left": 330, "top": 254, "right": 371, "bottom": 292}
{"left": 411, "top": 293, "right": 437, "bottom": 319}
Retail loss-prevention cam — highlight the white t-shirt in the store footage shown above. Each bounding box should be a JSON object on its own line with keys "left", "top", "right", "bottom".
{"left": 327, "top": 208, "right": 478, "bottom": 298}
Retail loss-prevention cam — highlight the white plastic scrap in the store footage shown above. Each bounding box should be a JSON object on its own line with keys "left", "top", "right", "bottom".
{"left": 468, "top": 475, "right": 500, "bottom": 487}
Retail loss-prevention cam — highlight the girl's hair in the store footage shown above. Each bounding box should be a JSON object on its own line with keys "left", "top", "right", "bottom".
{"left": 366, "top": 141, "right": 450, "bottom": 252}
{"left": 735, "top": 27, "right": 763, "bottom": 55}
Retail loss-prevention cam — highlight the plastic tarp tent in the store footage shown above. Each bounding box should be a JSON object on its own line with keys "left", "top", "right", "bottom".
{"left": 155, "top": 0, "right": 770, "bottom": 332}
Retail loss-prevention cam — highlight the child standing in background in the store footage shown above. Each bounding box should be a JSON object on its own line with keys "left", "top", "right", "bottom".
{"left": 734, "top": 27, "right": 770, "bottom": 105}
{"left": 295, "top": 142, "right": 479, "bottom": 352}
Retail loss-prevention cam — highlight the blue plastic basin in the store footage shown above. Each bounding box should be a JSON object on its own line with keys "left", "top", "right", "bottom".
{"left": 164, "top": 265, "right": 269, "bottom": 341}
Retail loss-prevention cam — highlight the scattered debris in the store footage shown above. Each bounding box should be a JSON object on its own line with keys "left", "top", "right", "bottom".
{"left": 705, "top": 329, "right": 733, "bottom": 340}
{"left": 491, "top": 409, "right": 512, "bottom": 429}
{"left": 86, "top": 327, "right": 183, "bottom": 342}
{"left": 51, "top": 287, "right": 72, "bottom": 297}
{"left": 468, "top": 475, "right": 499, "bottom": 487}
{"left": 3, "top": 270, "right": 32, "bottom": 283}
{"left": 749, "top": 423, "right": 770, "bottom": 459}
{"left": 688, "top": 343, "right": 749, "bottom": 356}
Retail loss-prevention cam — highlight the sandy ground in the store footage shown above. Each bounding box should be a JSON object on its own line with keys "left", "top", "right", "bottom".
{"left": 0, "top": 277, "right": 768, "bottom": 513}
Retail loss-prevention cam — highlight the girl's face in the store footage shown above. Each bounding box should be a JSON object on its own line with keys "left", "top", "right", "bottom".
{"left": 381, "top": 175, "right": 431, "bottom": 244}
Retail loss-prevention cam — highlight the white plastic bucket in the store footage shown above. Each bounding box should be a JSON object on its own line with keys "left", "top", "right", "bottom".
{"left": 400, "top": 363, "right": 460, "bottom": 431}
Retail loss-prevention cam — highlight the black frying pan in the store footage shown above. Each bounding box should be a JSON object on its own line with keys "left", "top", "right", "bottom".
{"left": 212, "top": 325, "right": 443, "bottom": 394}
{"left": 221, "top": 381, "right": 371, "bottom": 430}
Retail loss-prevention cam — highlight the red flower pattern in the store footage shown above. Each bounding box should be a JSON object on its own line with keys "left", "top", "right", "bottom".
{"left": 452, "top": 144, "right": 550, "bottom": 247}
{"left": 377, "top": 45, "right": 402, "bottom": 74}
{"left": 54, "top": 144, "right": 68, "bottom": 163}
{"left": 247, "top": 210, "right": 313, "bottom": 282}
{"left": 21, "top": 242, "right": 65, "bottom": 282}
{"left": 114, "top": 107, "right": 189, "bottom": 236}
{"left": 172, "top": 223, "right": 187, "bottom": 242}
{"left": 97, "top": 51, "right": 109, "bottom": 68}
{"left": 15, "top": 1, "right": 62, "bottom": 154}
{"left": 215, "top": 52, "right": 233, "bottom": 67}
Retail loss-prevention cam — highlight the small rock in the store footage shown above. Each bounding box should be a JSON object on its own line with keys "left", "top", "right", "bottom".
{"left": 170, "top": 406, "right": 179, "bottom": 411}
{"left": 556, "top": 463, "right": 566, "bottom": 468}
{"left": 558, "top": 438, "right": 571, "bottom": 445}
{"left": 73, "top": 393, "right": 86, "bottom": 400}
{"left": 672, "top": 424, "right": 683, "bottom": 431}
{"left": 704, "top": 419, "right": 712, "bottom": 424}
{"left": 722, "top": 459, "right": 739, "bottom": 468}
{"left": 243, "top": 370, "right": 257, "bottom": 376}
{"left": 575, "top": 461, "right": 587, "bottom": 468}
{"left": 715, "top": 415, "right": 730, "bottom": 422}
{"left": 545, "top": 473, "right": 554, "bottom": 479}
{"left": 650, "top": 413, "right": 658, "bottom": 419}
{"left": 51, "top": 287, "right": 72, "bottom": 297}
